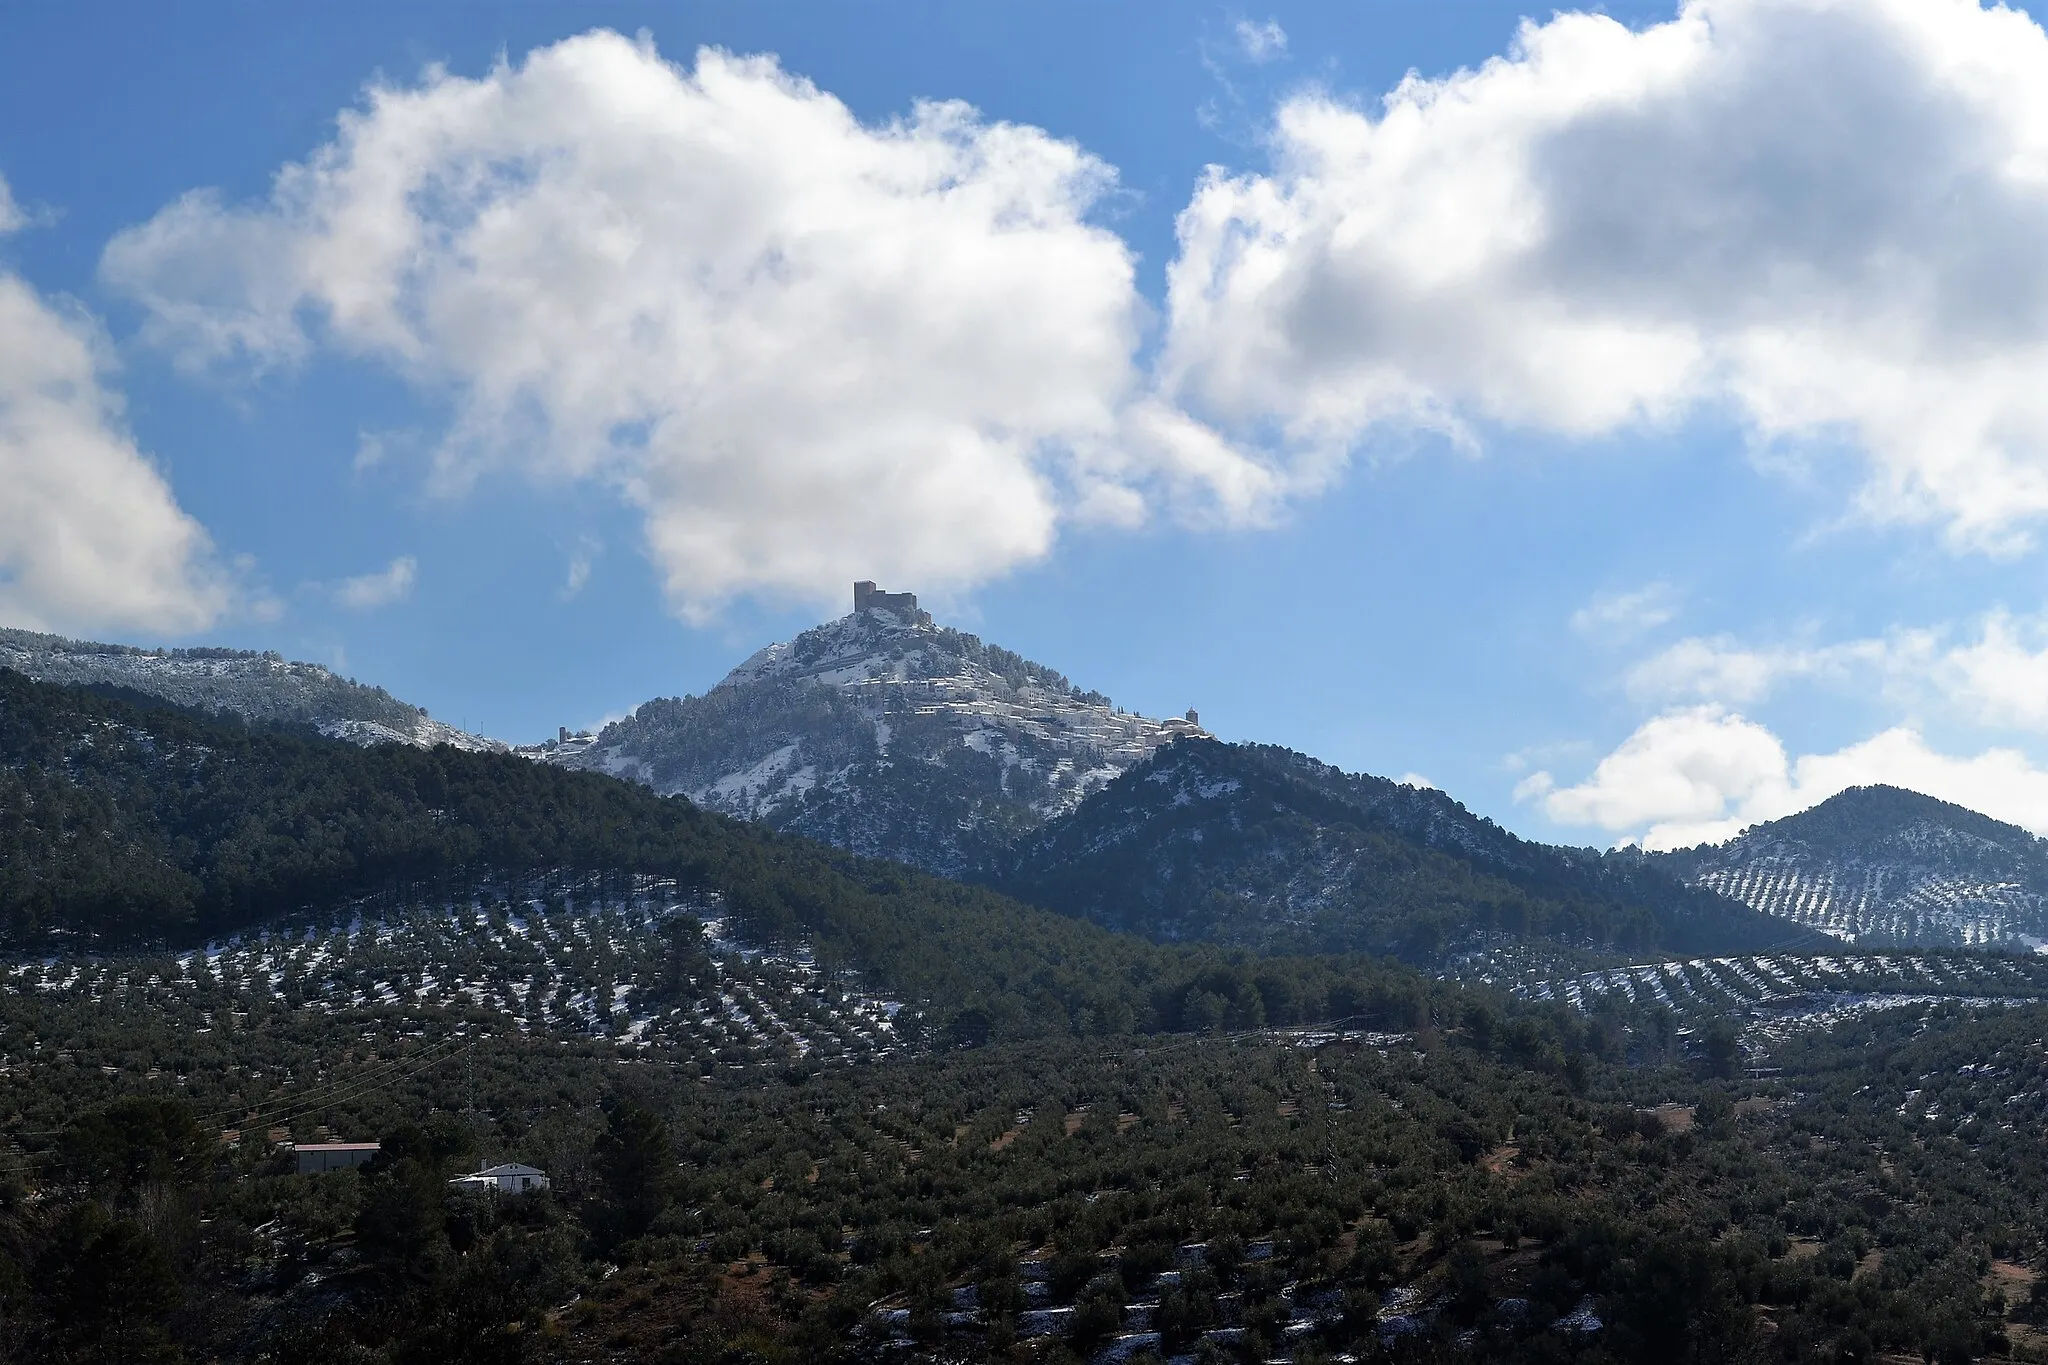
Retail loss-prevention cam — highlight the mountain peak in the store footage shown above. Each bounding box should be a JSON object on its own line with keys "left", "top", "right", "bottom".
{"left": 1657, "top": 782, "right": 2048, "bottom": 947}
{"left": 852, "top": 579, "right": 931, "bottom": 625}
{"left": 1756, "top": 784, "right": 2038, "bottom": 847}
{"left": 534, "top": 596, "right": 1206, "bottom": 874}
{"left": 719, "top": 602, "right": 938, "bottom": 691}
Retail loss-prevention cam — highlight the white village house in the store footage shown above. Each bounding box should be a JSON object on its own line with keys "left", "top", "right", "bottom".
{"left": 449, "top": 1162, "right": 549, "bottom": 1194}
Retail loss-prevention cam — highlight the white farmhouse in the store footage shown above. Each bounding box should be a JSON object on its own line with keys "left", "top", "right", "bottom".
{"left": 449, "top": 1162, "right": 549, "bottom": 1194}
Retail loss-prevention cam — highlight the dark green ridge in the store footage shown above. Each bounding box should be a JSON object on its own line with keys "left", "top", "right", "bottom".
{"left": 996, "top": 737, "right": 1832, "bottom": 963}
{"left": 0, "top": 669, "right": 1448, "bottom": 1042}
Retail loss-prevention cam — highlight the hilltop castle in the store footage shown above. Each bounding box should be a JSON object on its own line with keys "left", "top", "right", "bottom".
{"left": 854, "top": 581, "right": 931, "bottom": 625}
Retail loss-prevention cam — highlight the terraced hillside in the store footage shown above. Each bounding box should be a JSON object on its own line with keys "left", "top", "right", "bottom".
{"left": 1502, "top": 949, "right": 2048, "bottom": 1069}
{"left": 1689, "top": 861, "right": 2039, "bottom": 945}
{"left": 1508, "top": 950, "right": 2048, "bottom": 1010}
{"left": 3, "top": 874, "right": 908, "bottom": 1072}
{"left": 1657, "top": 786, "right": 2048, "bottom": 948}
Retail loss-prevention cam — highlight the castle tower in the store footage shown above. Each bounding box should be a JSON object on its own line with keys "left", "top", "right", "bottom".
{"left": 853, "top": 581, "right": 929, "bottom": 624}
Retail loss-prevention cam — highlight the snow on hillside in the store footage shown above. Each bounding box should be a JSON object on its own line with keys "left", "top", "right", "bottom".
{"left": 1658, "top": 786, "right": 2048, "bottom": 950}
{"left": 1686, "top": 859, "right": 2042, "bottom": 947}
{"left": 0, "top": 627, "right": 503, "bottom": 754}
{"left": 316, "top": 715, "right": 504, "bottom": 752}
{"left": 9, "top": 873, "right": 907, "bottom": 1066}
{"left": 1503, "top": 949, "right": 2048, "bottom": 1061}
{"left": 522, "top": 599, "right": 1206, "bottom": 872}
{"left": 709, "top": 605, "right": 1204, "bottom": 804}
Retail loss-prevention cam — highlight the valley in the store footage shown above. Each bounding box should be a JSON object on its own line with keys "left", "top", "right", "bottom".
{"left": 12, "top": 602, "right": 2048, "bottom": 1364}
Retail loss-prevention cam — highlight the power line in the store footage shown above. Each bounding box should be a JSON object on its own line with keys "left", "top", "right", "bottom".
{"left": 217, "top": 1037, "right": 480, "bottom": 1138}
{"left": 191, "top": 1033, "right": 467, "bottom": 1125}
{"left": 195, "top": 1031, "right": 477, "bottom": 1129}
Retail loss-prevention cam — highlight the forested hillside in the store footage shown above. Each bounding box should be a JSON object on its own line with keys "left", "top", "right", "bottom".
{"left": 0, "top": 670, "right": 1431, "bottom": 1042}
{"left": 998, "top": 739, "right": 1827, "bottom": 962}
{"left": 8, "top": 958, "right": 2047, "bottom": 1364}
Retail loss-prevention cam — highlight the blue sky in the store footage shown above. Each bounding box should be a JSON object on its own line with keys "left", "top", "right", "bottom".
{"left": 8, "top": 0, "right": 2048, "bottom": 849}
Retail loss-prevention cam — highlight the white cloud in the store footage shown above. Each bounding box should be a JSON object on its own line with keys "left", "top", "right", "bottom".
{"left": 1626, "top": 637, "right": 1789, "bottom": 705}
{"left": 102, "top": 33, "right": 1276, "bottom": 620}
{"left": 1624, "top": 633, "right": 1907, "bottom": 705}
{"left": 1571, "top": 582, "right": 1678, "bottom": 639}
{"left": 1396, "top": 772, "right": 1436, "bottom": 789}
{"left": 1160, "top": 0, "right": 2048, "bottom": 550}
{"left": 1521, "top": 704, "right": 2048, "bottom": 848}
{"left": 0, "top": 178, "right": 24, "bottom": 234}
{"left": 1235, "top": 19, "right": 1288, "bottom": 62}
{"left": 1546, "top": 601, "right": 2048, "bottom": 846}
{"left": 560, "top": 539, "right": 598, "bottom": 600}
{"left": 352, "top": 429, "right": 410, "bottom": 473}
{"left": 1626, "top": 611, "right": 2048, "bottom": 732}
{"left": 336, "top": 555, "right": 416, "bottom": 610}
{"left": 1517, "top": 706, "right": 1791, "bottom": 846}
{"left": 1937, "top": 610, "right": 2048, "bottom": 733}
{"left": 0, "top": 174, "right": 230, "bottom": 636}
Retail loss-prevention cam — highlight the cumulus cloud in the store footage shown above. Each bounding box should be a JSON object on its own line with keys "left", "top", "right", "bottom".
{"left": 1540, "top": 601, "right": 2048, "bottom": 846}
{"left": 0, "top": 175, "right": 229, "bottom": 636}
{"left": 1625, "top": 633, "right": 1905, "bottom": 705}
{"left": 1932, "top": 611, "right": 2048, "bottom": 733}
{"left": 101, "top": 33, "right": 1279, "bottom": 619}
{"left": 1520, "top": 705, "right": 2048, "bottom": 848}
{"left": 1160, "top": 0, "right": 2048, "bottom": 549}
{"left": 1625, "top": 609, "right": 2048, "bottom": 734}
{"left": 336, "top": 555, "right": 416, "bottom": 610}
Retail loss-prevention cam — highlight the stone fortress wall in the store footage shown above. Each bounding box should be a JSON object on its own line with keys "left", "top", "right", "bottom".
{"left": 853, "top": 581, "right": 932, "bottom": 625}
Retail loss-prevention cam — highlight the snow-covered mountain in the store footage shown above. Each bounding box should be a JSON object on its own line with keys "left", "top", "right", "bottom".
{"left": 0, "top": 627, "right": 501, "bottom": 753}
{"left": 1655, "top": 786, "right": 2048, "bottom": 949}
{"left": 525, "top": 589, "right": 1204, "bottom": 874}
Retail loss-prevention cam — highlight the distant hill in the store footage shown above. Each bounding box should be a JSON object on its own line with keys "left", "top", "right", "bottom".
{"left": 1655, "top": 785, "right": 2048, "bottom": 949}
{"left": 0, "top": 626, "right": 499, "bottom": 752}
{"left": 994, "top": 738, "right": 1824, "bottom": 962}
{"left": 529, "top": 591, "right": 1203, "bottom": 875}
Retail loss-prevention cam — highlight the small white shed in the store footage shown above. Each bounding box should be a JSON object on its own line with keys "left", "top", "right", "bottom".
{"left": 449, "top": 1162, "right": 549, "bottom": 1194}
